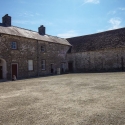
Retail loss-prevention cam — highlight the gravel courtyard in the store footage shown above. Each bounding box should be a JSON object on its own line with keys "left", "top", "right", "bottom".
{"left": 0, "top": 73, "right": 125, "bottom": 125}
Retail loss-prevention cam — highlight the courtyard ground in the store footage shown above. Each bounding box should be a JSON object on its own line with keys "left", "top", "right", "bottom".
{"left": 0, "top": 72, "right": 125, "bottom": 125}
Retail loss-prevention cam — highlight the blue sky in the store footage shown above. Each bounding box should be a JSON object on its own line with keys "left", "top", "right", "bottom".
{"left": 0, "top": 0, "right": 125, "bottom": 38}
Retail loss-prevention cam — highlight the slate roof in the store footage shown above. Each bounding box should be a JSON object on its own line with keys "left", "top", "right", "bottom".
{"left": 67, "top": 27, "right": 125, "bottom": 53}
{"left": 0, "top": 25, "right": 71, "bottom": 46}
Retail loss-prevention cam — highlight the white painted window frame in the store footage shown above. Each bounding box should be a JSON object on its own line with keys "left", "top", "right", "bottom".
{"left": 28, "top": 60, "right": 33, "bottom": 71}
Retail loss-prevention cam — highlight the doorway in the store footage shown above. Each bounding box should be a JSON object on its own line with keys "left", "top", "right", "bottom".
{"left": 121, "top": 57, "right": 124, "bottom": 71}
{"left": 12, "top": 64, "right": 18, "bottom": 78}
{"left": 0, "top": 66, "right": 2, "bottom": 79}
{"left": 68, "top": 62, "right": 73, "bottom": 72}
{"left": 50, "top": 64, "right": 54, "bottom": 73}
{"left": 61, "top": 63, "right": 65, "bottom": 73}
{"left": 0, "top": 58, "right": 7, "bottom": 79}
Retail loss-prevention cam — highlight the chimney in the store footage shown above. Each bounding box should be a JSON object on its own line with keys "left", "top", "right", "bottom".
{"left": 38, "top": 25, "right": 45, "bottom": 35}
{"left": 2, "top": 14, "right": 11, "bottom": 27}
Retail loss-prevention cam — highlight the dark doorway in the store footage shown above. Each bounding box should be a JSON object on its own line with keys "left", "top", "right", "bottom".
{"left": 68, "top": 62, "right": 73, "bottom": 72}
{"left": 12, "top": 64, "right": 18, "bottom": 78}
{"left": 61, "top": 63, "right": 65, "bottom": 73}
{"left": 121, "top": 57, "right": 124, "bottom": 71}
{"left": 51, "top": 64, "right": 54, "bottom": 73}
{"left": 0, "top": 66, "right": 3, "bottom": 79}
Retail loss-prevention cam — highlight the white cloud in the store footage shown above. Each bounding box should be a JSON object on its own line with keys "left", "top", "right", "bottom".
{"left": 57, "top": 30, "right": 78, "bottom": 38}
{"left": 108, "top": 18, "right": 122, "bottom": 30}
{"left": 119, "top": 8, "right": 125, "bottom": 11}
{"left": 83, "top": 0, "right": 100, "bottom": 4}
{"left": 97, "top": 29, "right": 104, "bottom": 32}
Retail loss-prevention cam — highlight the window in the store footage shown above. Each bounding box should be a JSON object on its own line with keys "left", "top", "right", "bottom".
{"left": 28, "top": 60, "right": 33, "bottom": 71}
{"left": 61, "top": 63, "right": 65, "bottom": 73}
{"left": 41, "top": 60, "right": 46, "bottom": 70}
{"left": 11, "top": 42, "right": 17, "bottom": 49}
{"left": 41, "top": 46, "right": 45, "bottom": 52}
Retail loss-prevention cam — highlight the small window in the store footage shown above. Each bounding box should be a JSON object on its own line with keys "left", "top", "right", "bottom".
{"left": 41, "top": 46, "right": 45, "bottom": 52}
{"left": 28, "top": 60, "right": 33, "bottom": 71}
{"left": 41, "top": 60, "right": 46, "bottom": 70}
{"left": 11, "top": 42, "right": 17, "bottom": 49}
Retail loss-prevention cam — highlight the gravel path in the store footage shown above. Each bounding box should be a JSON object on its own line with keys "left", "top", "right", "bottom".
{"left": 0, "top": 73, "right": 125, "bottom": 125}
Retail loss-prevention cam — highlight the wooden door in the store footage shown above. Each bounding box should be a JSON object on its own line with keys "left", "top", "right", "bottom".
{"left": 12, "top": 64, "right": 18, "bottom": 78}
{"left": 0, "top": 66, "right": 2, "bottom": 79}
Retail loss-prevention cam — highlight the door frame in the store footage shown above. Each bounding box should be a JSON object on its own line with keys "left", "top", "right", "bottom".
{"left": 11, "top": 63, "right": 18, "bottom": 79}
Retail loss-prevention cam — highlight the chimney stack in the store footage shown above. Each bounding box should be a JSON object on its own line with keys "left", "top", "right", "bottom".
{"left": 2, "top": 14, "right": 11, "bottom": 27}
{"left": 38, "top": 25, "right": 45, "bottom": 35}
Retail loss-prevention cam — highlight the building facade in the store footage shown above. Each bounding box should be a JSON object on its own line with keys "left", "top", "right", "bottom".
{"left": 0, "top": 14, "right": 125, "bottom": 80}
{"left": 0, "top": 14, "right": 71, "bottom": 80}
{"left": 67, "top": 28, "right": 125, "bottom": 72}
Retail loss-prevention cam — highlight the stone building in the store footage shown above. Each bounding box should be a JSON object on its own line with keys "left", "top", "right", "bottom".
{"left": 0, "top": 14, "right": 125, "bottom": 80}
{"left": 67, "top": 28, "right": 125, "bottom": 72}
{"left": 0, "top": 14, "right": 71, "bottom": 80}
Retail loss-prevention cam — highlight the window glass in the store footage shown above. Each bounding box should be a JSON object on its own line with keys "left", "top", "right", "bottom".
{"left": 11, "top": 42, "right": 17, "bottom": 49}
{"left": 41, "top": 46, "right": 45, "bottom": 52}
{"left": 28, "top": 60, "right": 33, "bottom": 71}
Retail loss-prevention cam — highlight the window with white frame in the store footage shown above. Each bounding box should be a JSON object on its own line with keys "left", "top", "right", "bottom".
{"left": 11, "top": 42, "right": 17, "bottom": 49}
{"left": 28, "top": 60, "right": 33, "bottom": 71}
{"left": 41, "top": 60, "right": 46, "bottom": 70}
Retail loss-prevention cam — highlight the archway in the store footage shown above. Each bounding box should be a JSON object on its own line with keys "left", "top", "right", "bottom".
{"left": 0, "top": 58, "right": 7, "bottom": 79}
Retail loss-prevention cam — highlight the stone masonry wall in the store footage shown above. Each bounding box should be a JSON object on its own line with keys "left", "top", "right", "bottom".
{"left": 38, "top": 40, "right": 69, "bottom": 76}
{"left": 0, "top": 34, "right": 70, "bottom": 80}
{"left": 67, "top": 48, "right": 125, "bottom": 72}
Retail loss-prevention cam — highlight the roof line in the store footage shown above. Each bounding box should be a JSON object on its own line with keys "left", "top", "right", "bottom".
{"left": 12, "top": 25, "right": 67, "bottom": 40}
{"left": 67, "top": 27, "right": 125, "bottom": 39}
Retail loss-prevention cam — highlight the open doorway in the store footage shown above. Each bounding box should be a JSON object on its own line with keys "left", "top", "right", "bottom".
{"left": 68, "top": 62, "right": 73, "bottom": 72}
{"left": 50, "top": 64, "right": 54, "bottom": 74}
{"left": 0, "top": 66, "right": 2, "bottom": 79}
{"left": 0, "top": 58, "right": 7, "bottom": 79}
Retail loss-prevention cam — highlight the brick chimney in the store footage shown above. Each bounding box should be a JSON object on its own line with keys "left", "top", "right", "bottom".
{"left": 38, "top": 25, "right": 45, "bottom": 35}
{"left": 2, "top": 14, "right": 11, "bottom": 27}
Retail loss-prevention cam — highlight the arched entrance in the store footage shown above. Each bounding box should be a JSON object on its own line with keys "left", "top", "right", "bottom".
{"left": 0, "top": 58, "right": 7, "bottom": 79}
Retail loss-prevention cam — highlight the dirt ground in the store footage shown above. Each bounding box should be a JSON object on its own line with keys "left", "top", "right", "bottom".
{"left": 0, "top": 73, "right": 125, "bottom": 125}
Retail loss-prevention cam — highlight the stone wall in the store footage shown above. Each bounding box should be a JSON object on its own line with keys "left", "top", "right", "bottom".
{"left": 38, "top": 40, "right": 69, "bottom": 76}
{"left": 0, "top": 34, "right": 70, "bottom": 79}
{"left": 67, "top": 28, "right": 125, "bottom": 73}
{"left": 67, "top": 48, "right": 125, "bottom": 72}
